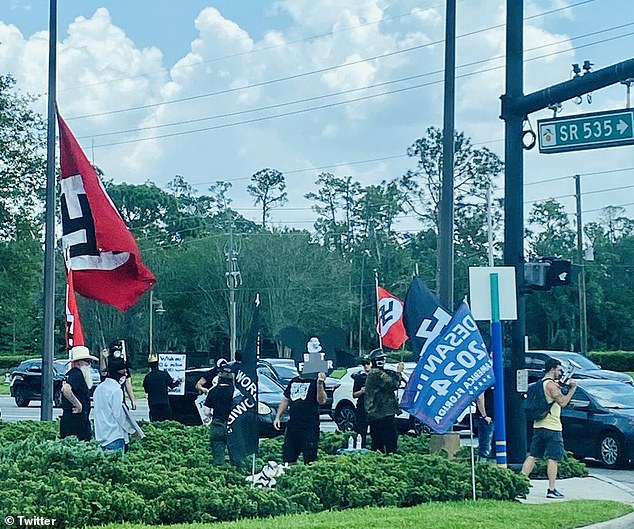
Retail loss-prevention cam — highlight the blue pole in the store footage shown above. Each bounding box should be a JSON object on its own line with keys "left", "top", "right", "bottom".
{"left": 490, "top": 273, "right": 507, "bottom": 467}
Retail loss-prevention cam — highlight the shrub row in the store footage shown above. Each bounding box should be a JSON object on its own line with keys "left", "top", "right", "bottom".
{"left": 0, "top": 355, "right": 31, "bottom": 370}
{"left": 587, "top": 351, "right": 634, "bottom": 372}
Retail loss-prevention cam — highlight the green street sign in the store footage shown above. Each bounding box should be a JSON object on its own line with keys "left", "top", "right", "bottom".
{"left": 537, "top": 108, "right": 634, "bottom": 154}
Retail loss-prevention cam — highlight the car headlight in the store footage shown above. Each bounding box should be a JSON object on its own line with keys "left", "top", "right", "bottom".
{"left": 258, "top": 402, "right": 272, "bottom": 415}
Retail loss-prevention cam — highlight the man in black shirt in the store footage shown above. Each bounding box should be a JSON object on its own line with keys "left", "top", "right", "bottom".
{"left": 204, "top": 366, "right": 235, "bottom": 465}
{"left": 60, "top": 346, "right": 98, "bottom": 441}
{"left": 273, "top": 371, "right": 327, "bottom": 464}
{"left": 143, "top": 354, "right": 181, "bottom": 422}
{"left": 352, "top": 358, "right": 371, "bottom": 447}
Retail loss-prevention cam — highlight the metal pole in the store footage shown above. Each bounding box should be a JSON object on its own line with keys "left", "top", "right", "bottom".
{"left": 374, "top": 269, "right": 383, "bottom": 350}
{"left": 227, "top": 220, "right": 237, "bottom": 361}
{"left": 501, "top": 0, "right": 526, "bottom": 464}
{"left": 575, "top": 175, "right": 588, "bottom": 354}
{"left": 149, "top": 289, "right": 154, "bottom": 357}
{"left": 468, "top": 408, "right": 476, "bottom": 501}
{"left": 490, "top": 273, "right": 508, "bottom": 468}
{"left": 486, "top": 186, "right": 495, "bottom": 267}
{"left": 438, "top": 0, "right": 456, "bottom": 310}
{"left": 41, "top": 0, "right": 58, "bottom": 421}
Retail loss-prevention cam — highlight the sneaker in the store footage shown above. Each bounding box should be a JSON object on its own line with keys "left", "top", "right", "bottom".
{"left": 546, "top": 489, "right": 564, "bottom": 499}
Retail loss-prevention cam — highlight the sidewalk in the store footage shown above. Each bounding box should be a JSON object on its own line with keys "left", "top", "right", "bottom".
{"left": 520, "top": 473, "right": 634, "bottom": 528}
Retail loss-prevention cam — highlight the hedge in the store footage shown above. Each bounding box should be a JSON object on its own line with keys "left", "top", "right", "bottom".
{"left": 587, "top": 351, "right": 634, "bottom": 372}
{"left": 0, "top": 355, "right": 32, "bottom": 370}
{"left": 0, "top": 421, "right": 533, "bottom": 527}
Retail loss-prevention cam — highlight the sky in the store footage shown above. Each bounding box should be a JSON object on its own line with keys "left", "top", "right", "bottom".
{"left": 1, "top": 0, "right": 634, "bottom": 238}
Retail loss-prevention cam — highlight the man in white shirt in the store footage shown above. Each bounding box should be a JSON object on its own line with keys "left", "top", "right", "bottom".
{"left": 93, "top": 357, "right": 141, "bottom": 451}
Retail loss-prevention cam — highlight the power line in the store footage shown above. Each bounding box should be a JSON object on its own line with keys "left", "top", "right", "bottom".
{"left": 67, "top": 0, "right": 599, "bottom": 121}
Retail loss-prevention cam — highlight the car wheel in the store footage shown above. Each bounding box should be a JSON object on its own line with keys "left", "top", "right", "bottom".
{"left": 53, "top": 388, "right": 63, "bottom": 408}
{"left": 599, "top": 431, "right": 628, "bottom": 469}
{"left": 14, "top": 387, "right": 30, "bottom": 408}
{"left": 334, "top": 403, "right": 357, "bottom": 432}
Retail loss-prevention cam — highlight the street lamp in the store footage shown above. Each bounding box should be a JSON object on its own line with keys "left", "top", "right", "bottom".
{"left": 149, "top": 290, "right": 166, "bottom": 358}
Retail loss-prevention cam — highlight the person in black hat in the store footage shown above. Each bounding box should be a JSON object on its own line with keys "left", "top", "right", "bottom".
{"left": 204, "top": 364, "right": 236, "bottom": 465}
{"left": 364, "top": 349, "right": 403, "bottom": 454}
{"left": 100, "top": 339, "right": 137, "bottom": 410}
{"left": 352, "top": 357, "right": 371, "bottom": 447}
{"left": 143, "top": 354, "right": 181, "bottom": 422}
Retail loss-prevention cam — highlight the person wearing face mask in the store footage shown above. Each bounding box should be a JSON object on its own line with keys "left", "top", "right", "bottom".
{"left": 93, "top": 357, "right": 141, "bottom": 452}
{"left": 364, "top": 349, "right": 404, "bottom": 454}
{"left": 60, "top": 346, "right": 98, "bottom": 441}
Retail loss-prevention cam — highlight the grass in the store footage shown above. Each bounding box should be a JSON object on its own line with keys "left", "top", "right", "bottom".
{"left": 106, "top": 500, "right": 631, "bottom": 529}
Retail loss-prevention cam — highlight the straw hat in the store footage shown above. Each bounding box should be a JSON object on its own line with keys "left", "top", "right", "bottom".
{"left": 69, "top": 346, "right": 98, "bottom": 362}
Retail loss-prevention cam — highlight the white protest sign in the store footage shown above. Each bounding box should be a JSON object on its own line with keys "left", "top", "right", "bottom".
{"left": 468, "top": 266, "right": 518, "bottom": 321}
{"left": 158, "top": 353, "right": 186, "bottom": 396}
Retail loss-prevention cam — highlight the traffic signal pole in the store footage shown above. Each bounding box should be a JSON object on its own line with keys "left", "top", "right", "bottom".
{"left": 501, "top": 0, "right": 634, "bottom": 464}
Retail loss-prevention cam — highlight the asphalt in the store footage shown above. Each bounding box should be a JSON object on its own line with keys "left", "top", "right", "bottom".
{"left": 520, "top": 472, "right": 634, "bottom": 528}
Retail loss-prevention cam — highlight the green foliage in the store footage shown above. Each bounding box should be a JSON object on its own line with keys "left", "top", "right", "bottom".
{"left": 530, "top": 452, "right": 588, "bottom": 480}
{"left": 0, "top": 355, "right": 32, "bottom": 369}
{"left": 587, "top": 351, "right": 634, "bottom": 372}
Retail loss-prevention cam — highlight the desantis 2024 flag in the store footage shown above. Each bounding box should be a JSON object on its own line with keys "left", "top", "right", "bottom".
{"left": 400, "top": 303, "right": 494, "bottom": 434}
{"left": 58, "top": 114, "right": 155, "bottom": 311}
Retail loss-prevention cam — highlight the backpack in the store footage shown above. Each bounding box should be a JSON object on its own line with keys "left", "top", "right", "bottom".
{"left": 524, "top": 380, "right": 554, "bottom": 422}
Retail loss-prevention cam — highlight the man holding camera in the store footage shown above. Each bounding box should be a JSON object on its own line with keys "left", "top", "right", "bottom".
{"left": 521, "top": 358, "right": 577, "bottom": 498}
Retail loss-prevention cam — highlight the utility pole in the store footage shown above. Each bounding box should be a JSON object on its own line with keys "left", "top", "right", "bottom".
{"left": 501, "top": 0, "right": 634, "bottom": 464}
{"left": 225, "top": 216, "right": 242, "bottom": 361}
{"left": 486, "top": 186, "right": 495, "bottom": 267}
{"left": 42, "top": 0, "right": 58, "bottom": 421}
{"left": 575, "top": 175, "right": 588, "bottom": 354}
{"left": 438, "top": 0, "right": 456, "bottom": 310}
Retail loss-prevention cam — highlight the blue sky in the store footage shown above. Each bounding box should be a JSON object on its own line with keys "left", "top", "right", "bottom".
{"left": 1, "top": 0, "right": 633, "bottom": 235}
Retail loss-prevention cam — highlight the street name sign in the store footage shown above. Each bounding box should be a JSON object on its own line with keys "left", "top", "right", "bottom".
{"left": 538, "top": 108, "right": 634, "bottom": 154}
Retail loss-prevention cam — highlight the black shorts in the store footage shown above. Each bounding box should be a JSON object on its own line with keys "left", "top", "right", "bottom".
{"left": 529, "top": 428, "right": 565, "bottom": 461}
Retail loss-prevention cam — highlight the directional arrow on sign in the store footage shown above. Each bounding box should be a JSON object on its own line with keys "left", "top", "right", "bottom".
{"left": 558, "top": 272, "right": 568, "bottom": 281}
{"left": 617, "top": 119, "right": 629, "bottom": 134}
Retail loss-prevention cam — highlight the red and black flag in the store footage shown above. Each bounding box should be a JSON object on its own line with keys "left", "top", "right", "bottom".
{"left": 65, "top": 269, "right": 85, "bottom": 349}
{"left": 377, "top": 286, "right": 408, "bottom": 349}
{"left": 57, "top": 113, "right": 155, "bottom": 311}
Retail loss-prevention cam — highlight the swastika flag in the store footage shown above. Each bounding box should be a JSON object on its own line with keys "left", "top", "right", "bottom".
{"left": 65, "top": 269, "right": 85, "bottom": 349}
{"left": 58, "top": 113, "right": 156, "bottom": 311}
{"left": 377, "top": 286, "right": 408, "bottom": 349}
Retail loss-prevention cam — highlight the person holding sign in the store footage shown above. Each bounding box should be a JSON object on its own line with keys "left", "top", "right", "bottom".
{"left": 143, "top": 354, "right": 180, "bottom": 422}
{"left": 365, "top": 349, "right": 403, "bottom": 454}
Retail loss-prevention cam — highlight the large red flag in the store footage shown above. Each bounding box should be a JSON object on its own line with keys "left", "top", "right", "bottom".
{"left": 377, "top": 286, "right": 408, "bottom": 349}
{"left": 65, "top": 269, "right": 85, "bottom": 349}
{"left": 58, "top": 113, "right": 155, "bottom": 311}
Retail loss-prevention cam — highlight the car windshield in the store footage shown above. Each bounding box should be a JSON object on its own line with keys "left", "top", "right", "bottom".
{"left": 54, "top": 360, "right": 70, "bottom": 375}
{"left": 586, "top": 383, "right": 634, "bottom": 409}
{"left": 259, "top": 374, "right": 284, "bottom": 393}
{"left": 550, "top": 353, "right": 599, "bottom": 371}
{"left": 271, "top": 364, "right": 298, "bottom": 380}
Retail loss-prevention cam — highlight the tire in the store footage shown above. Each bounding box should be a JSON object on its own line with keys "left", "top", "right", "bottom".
{"left": 599, "top": 431, "right": 628, "bottom": 469}
{"left": 14, "top": 386, "right": 30, "bottom": 408}
{"left": 334, "top": 403, "right": 357, "bottom": 432}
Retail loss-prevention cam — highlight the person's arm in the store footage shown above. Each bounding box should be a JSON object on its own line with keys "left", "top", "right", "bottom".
{"left": 547, "top": 379, "right": 577, "bottom": 408}
{"left": 273, "top": 397, "right": 289, "bottom": 430}
{"left": 125, "top": 376, "right": 137, "bottom": 410}
{"left": 316, "top": 373, "right": 327, "bottom": 405}
{"left": 195, "top": 377, "right": 209, "bottom": 394}
{"left": 352, "top": 378, "right": 365, "bottom": 399}
{"left": 99, "top": 348, "right": 108, "bottom": 376}
{"left": 62, "top": 382, "right": 82, "bottom": 414}
{"left": 168, "top": 374, "right": 180, "bottom": 389}
{"left": 476, "top": 393, "right": 492, "bottom": 423}
{"left": 110, "top": 385, "right": 135, "bottom": 433}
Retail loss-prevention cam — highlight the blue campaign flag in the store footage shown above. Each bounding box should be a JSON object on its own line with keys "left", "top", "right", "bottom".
{"left": 403, "top": 277, "right": 453, "bottom": 359}
{"left": 401, "top": 302, "right": 494, "bottom": 434}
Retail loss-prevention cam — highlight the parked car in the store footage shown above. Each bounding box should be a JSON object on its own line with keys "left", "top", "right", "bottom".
{"left": 169, "top": 368, "right": 290, "bottom": 438}
{"left": 526, "top": 351, "right": 634, "bottom": 385}
{"left": 331, "top": 362, "right": 431, "bottom": 435}
{"left": 527, "top": 379, "right": 634, "bottom": 468}
{"left": 9, "top": 359, "right": 101, "bottom": 408}
{"left": 258, "top": 358, "right": 339, "bottom": 418}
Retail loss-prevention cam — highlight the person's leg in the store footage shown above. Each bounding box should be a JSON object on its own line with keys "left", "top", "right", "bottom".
{"left": 384, "top": 416, "right": 398, "bottom": 454}
{"left": 369, "top": 421, "right": 381, "bottom": 451}
{"left": 78, "top": 413, "right": 92, "bottom": 441}
{"left": 59, "top": 412, "right": 71, "bottom": 439}
{"left": 522, "top": 428, "right": 546, "bottom": 476}
{"left": 547, "top": 459, "right": 558, "bottom": 491}
{"left": 475, "top": 417, "right": 488, "bottom": 459}
{"left": 303, "top": 426, "right": 320, "bottom": 464}
{"left": 282, "top": 426, "right": 302, "bottom": 464}
{"left": 103, "top": 438, "right": 125, "bottom": 452}
{"left": 544, "top": 430, "right": 565, "bottom": 494}
{"left": 211, "top": 421, "right": 226, "bottom": 465}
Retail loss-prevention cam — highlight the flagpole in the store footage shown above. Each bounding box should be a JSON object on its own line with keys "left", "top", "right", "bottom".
{"left": 251, "top": 294, "right": 261, "bottom": 486}
{"left": 373, "top": 270, "right": 383, "bottom": 350}
{"left": 41, "top": 0, "right": 58, "bottom": 421}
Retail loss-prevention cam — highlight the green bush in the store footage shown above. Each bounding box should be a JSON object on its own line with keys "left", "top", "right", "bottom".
{"left": 531, "top": 452, "right": 588, "bottom": 479}
{"left": 0, "top": 355, "right": 31, "bottom": 370}
{"left": 587, "top": 351, "right": 634, "bottom": 372}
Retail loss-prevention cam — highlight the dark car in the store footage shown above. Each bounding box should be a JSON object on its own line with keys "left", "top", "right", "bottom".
{"left": 169, "top": 368, "right": 290, "bottom": 438}
{"left": 258, "top": 358, "right": 339, "bottom": 418}
{"left": 9, "top": 359, "right": 101, "bottom": 408}
{"left": 526, "top": 350, "right": 634, "bottom": 385}
{"left": 529, "top": 379, "right": 634, "bottom": 468}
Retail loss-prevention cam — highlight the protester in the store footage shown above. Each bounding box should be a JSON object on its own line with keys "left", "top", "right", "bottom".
{"left": 352, "top": 358, "right": 371, "bottom": 447}
{"left": 93, "top": 357, "right": 141, "bottom": 451}
{"left": 273, "top": 370, "right": 327, "bottom": 464}
{"left": 475, "top": 386, "right": 495, "bottom": 460}
{"left": 196, "top": 358, "right": 231, "bottom": 395}
{"left": 204, "top": 364, "right": 236, "bottom": 465}
{"left": 100, "top": 340, "right": 137, "bottom": 410}
{"left": 521, "top": 358, "right": 577, "bottom": 498}
{"left": 143, "top": 354, "right": 180, "bottom": 422}
{"left": 365, "top": 349, "right": 403, "bottom": 454}
{"left": 60, "top": 346, "right": 98, "bottom": 441}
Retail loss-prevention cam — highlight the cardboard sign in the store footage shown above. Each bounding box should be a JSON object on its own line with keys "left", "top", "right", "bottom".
{"left": 158, "top": 353, "right": 186, "bottom": 396}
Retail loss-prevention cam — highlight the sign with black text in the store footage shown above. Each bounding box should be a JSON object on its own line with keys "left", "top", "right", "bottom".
{"left": 401, "top": 303, "right": 494, "bottom": 433}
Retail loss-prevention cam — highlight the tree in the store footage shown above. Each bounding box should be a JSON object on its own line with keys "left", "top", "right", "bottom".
{"left": 247, "top": 168, "right": 287, "bottom": 228}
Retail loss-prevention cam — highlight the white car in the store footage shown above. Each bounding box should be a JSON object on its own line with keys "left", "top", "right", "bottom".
{"left": 331, "top": 362, "right": 428, "bottom": 434}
